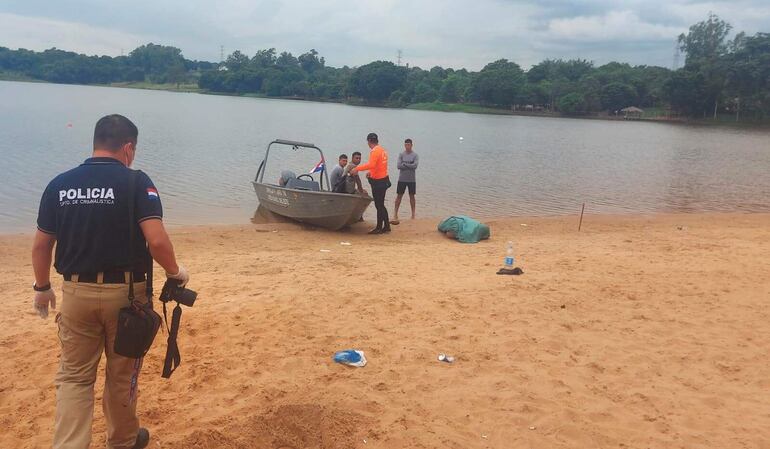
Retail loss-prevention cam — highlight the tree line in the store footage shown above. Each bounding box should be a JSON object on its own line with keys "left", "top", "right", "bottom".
{"left": 0, "top": 43, "right": 215, "bottom": 85}
{"left": 1, "top": 14, "right": 767, "bottom": 120}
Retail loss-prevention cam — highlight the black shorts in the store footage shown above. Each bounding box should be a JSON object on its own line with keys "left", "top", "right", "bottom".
{"left": 396, "top": 181, "right": 416, "bottom": 195}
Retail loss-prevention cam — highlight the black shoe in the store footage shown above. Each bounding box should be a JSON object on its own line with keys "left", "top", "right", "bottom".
{"left": 132, "top": 428, "right": 150, "bottom": 449}
{"left": 382, "top": 227, "right": 391, "bottom": 233}
{"left": 368, "top": 228, "right": 383, "bottom": 234}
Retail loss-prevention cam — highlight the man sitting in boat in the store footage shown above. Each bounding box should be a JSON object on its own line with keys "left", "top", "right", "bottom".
{"left": 343, "top": 151, "right": 366, "bottom": 195}
{"left": 278, "top": 170, "right": 296, "bottom": 187}
{"left": 329, "top": 154, "right": 349, "bottom": 193}
{"left": 329, "top": 152, "right": 367, "bottom": 195}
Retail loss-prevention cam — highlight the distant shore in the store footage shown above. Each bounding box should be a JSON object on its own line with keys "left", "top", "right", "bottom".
{"left": 405, "top": 102, "right": 770, "bottom": 127}
{"left": 3, "top": 77, "right": 769, "bottom": 127}
{"left": 2, "top": 212, "right": 770, "bottom": 448}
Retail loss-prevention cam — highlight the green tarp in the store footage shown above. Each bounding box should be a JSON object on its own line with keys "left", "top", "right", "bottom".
{"left": 437, "top": 215, "right": 490, "bottom": 243}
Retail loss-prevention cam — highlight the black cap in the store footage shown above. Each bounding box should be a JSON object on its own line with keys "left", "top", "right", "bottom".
{"left": 366, "top": 132, "right": 378, "bottom": 143}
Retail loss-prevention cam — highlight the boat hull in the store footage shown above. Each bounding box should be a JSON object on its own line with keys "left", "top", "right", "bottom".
{"left": 252, "top": 182, "right": 372, "bottom": 230}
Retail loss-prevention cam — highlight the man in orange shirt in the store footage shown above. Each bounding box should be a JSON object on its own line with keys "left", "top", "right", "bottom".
{"left": 349, "top": 132, "right": 391, "bottom": 234}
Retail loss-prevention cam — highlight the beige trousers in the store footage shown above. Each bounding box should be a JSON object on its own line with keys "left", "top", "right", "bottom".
{"left": 53, "top": 280, "right": 147, "bottom": 449}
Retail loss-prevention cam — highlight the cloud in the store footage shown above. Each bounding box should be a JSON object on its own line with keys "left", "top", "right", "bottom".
{"left": 547, "top": 10, "right": 683, "bottom": 43}
{"left": 0, "top": 0, "right": 768, "bottom": 70}
{"left": 202, "top": 0, "right": 540, "bottom": 68}
{"left": 0, "top": 12, "right": 156, "bottom": 56}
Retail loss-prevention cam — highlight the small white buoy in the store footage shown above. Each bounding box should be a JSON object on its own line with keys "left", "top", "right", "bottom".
{"left": 459, "top": 136, "right": 464, "bottom": 140}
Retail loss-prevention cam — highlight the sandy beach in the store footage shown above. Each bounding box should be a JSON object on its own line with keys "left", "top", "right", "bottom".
{"left": 2, "top": 213, "right": 769, "bottom": 449}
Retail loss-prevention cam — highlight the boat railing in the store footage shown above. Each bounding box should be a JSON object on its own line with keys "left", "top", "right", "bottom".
{"left": 256, "top": 139, "right": 330, "bottom": 191}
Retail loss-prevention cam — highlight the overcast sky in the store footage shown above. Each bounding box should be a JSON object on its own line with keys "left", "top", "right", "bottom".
{"left": 1, "top": 0, "right": 768, "bottom": 70}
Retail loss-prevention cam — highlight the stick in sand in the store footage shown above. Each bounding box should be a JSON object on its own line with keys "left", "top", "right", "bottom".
{"left": 578, "top": 202, "right": 585, "bottom": 231}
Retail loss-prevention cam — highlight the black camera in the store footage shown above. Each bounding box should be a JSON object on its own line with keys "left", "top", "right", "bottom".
{"left": 159, "top": 279, "right": 197, "bottom": 307}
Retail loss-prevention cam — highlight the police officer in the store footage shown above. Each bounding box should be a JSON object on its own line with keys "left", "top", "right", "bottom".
{"left": 31, "top": 114, "right": 189, "bottom": 449}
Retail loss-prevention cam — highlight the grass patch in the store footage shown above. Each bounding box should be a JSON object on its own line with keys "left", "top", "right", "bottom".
{"left": 0, "top": 71, "right": 41, "bottom": 82}
{"left": 406, "top": 102, "right": 509, "bottom": 114}
{"left": 685, "top": 115, "right": 770, "bottom": 127}
{"left": 108, "top": 81, "right": 202, "bottom": 93}
{"left": 640, "top": 107, "right": 667, "bottom": 118}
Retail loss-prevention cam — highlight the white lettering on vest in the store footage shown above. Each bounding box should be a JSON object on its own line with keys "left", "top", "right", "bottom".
{"left": 59, "top": 187, "right": 115, "bottom": 202}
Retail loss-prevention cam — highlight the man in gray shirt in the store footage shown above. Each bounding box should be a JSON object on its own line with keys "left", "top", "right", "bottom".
{"left": 329, "top": 154, "right": 348, "bottom": 192}
{"left": 392, "top": 138, "right": 419, "bottom": 223}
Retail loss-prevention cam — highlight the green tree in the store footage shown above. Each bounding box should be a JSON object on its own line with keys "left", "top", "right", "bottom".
{"left": 263, "top": 67, "right": 304, "bottom": 96}
{"left": 678, "top": 13, "right": 732, "bottom": 63}
{"left": 664, "top": 70, "right": 707, "bottom": 115}
{"left": 276, "top": 52, "right": 298, "bottom": 68}
{"left": 471, "top": 59, "right": 525, "bottom": 107}
{"left": 600, "top": 82, "right": 638, "bottom": 112}
{"left": 225, "top": 50, "right": 249, "bottom": 72}
{"left": 129, "top": 43, "right": 186, "bottom": 82}
{"left": 676, "top": 14, "right": 732, "bottom": 117}
{"left": 555, "top": 59, "right": 594, "bottom": 82}
{"left": 527, "top": 59, "right": 593, "bottom": 83}
{"left": 724, "top": 32, "right": 770, "bottom": 118}
{"left": 413, "top": 81, "right": 438, "bottom": 103}
{"left": 635, "top": 66, "right": 671, "bottom": 107}
{"left": 166, "top": 62, "right": 187, "bottom": 87}
{"left": 558, "top": 93, "right": 586, "bottom": 114}
{"left": 348, "top": 61, "right": 407, "bottom": 102}
{"left": 439, "top": 74, "right": 469, "bottom": 103}
{"left": 199, "top": 70, "right": 227, "bottom": 91}
{"left": 388, "top": 90, "right": 407, "bottom": 107}
{"left": 251, "top": 48, "right": 277, "bottom": 68}
{"left": 298, "top": 49, "right": 323, "bottom": 73}
{"left": 527, "top": 59, "right": 556, "bottom": 83}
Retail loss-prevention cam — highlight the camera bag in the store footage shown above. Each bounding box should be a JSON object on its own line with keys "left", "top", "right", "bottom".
{"left": 114, "top": 170, "right": 161, "bottom": 359}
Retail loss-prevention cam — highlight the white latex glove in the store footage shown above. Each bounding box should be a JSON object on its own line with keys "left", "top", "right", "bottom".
{"left": 166, "top": 265, "right": 189, "bottom": 288}
{"left": 34, "top": 288, "right": 56, "bottom": 319}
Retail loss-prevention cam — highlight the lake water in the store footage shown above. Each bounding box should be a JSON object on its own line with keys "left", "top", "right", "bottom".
{"left": 1, "top": 80, "right": 769, "bottom": 233}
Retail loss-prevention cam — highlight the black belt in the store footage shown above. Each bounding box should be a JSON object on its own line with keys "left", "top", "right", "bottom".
{"left": 64, "top": 271, "right": 146, "bottom": 283}
{"left": 368, "top": 175, "right": 391, "bottom": 186}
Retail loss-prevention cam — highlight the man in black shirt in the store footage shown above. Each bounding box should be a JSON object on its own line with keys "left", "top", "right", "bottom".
{"left": 32, "top": 114, "right": 188, "bottom": 449}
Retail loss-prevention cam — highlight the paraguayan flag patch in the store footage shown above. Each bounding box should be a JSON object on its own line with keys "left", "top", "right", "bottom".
{"left": 147, "top": 187, "right": 159, "bottom": 200}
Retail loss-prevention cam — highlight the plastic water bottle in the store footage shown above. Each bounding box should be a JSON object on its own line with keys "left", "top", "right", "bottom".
{"left": 504, "top": 241, "right": 515, "bottom": 269}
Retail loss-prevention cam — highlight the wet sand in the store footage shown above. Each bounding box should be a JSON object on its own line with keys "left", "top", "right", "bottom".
{"left": 1, "top": 213, "right": 769, "bottom": 448}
